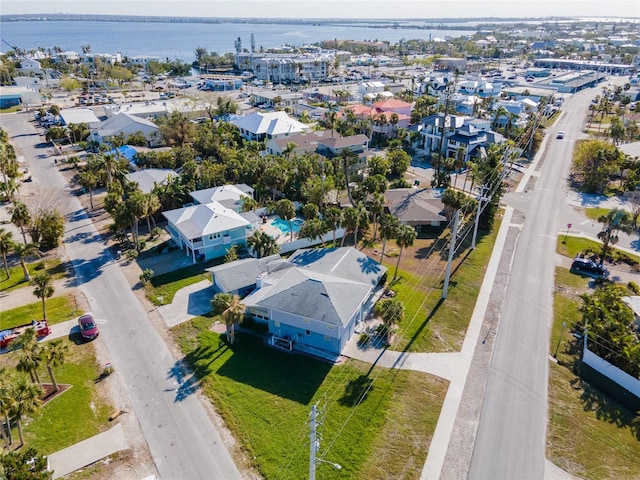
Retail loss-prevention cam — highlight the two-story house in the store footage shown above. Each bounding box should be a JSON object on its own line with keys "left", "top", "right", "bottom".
{"left": 162, "top": 201, "right": 254, "bottom": 263}
{"left": 418, "top": 113, "right": 505, "bottom": 162}
{"left": 230, "top": 111, "right": 310, "bottom": 142}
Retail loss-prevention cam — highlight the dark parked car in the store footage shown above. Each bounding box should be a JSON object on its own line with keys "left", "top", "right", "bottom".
{"left": 78, "top": 314, "right": 99, "bottom": 340}
{"left": 570, "top": 258, "right": 609, "bottom": 278}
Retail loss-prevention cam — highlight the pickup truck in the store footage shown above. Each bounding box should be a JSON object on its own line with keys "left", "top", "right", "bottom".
{"left": 0, "top": 320, "right": 51, "bottom": 348}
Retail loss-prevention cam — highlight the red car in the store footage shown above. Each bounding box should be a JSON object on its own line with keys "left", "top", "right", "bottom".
{"left": 78, "top": 314, "right": 99, "bottom": 340}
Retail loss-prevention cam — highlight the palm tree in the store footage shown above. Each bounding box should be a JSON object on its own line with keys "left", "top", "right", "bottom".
{"left": 375, "top": 298, "right": 404, "bottom": 344}
{"left": 323, "top": 207, "right": 343, "bottom": 246}
{"left": 11, "top": 378, "right": 42, "bottom": 447}
{"left": 222, "top": 295, "right": 245, "bottom": 345}
{"left": 378, "top": 214, "right": 399, "bottom": 263}
{"left": 0, "top": 177, "right": 20, "bottom": 202}
{"left": 247, "top": 230, "right": 279, "bottom": 258}
{"left": 353, "top": 204, "right": 370, "bottom": 246}
{"left": 369, "top": 193, "right": 385, "bottom": 241}
{"left": 43, "top": 339, "right": 68, "bottom": 393}
{"left": 143, "top": 192, "right": 161, "bottom": 234}
{"left": 339, "top": 149, "right": 359, "bottom": 206}
{"left": 596, "top": 208, "right": 633, "bottom": 264}
{"left": 15, "top": 329, "right": 43, "bottom": 388}
{"left": 0, "top": 368, "right": 14, "bottom": 447}
{"left": 0, "top": 228, "right": 14, "bottom": 279}
{"left": 300, "top": 218, "right": 328, "bottom": 246}
{"left": 9, "top": 201, "right": 31, "bottom": 244}
{"left": 0, "top": 138, "right": 18, "bottom": 186}
{"left": 341, "top": 206, "right": 360, "bottom": 247}
{"left": 241, "top": 196, "right": 258, "bottom": 213}
{"left": 393, "top": 224, "right": 417, "bottom": 280}
{"left": 13, "top": 241, "right": 40, "bottom": 281}
{"left": 78, "top": 170, "right": 98, "bottom": 210}
{"left": 389, "top": 113, "right": 399, "bottom": 137}
{"left": 32, "top": 272, "right": 54, "bottom": 320}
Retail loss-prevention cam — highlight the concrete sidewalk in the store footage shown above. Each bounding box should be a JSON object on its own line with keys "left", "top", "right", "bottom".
{"left": 48, "top": 423, "right": 129, "bottom": 479}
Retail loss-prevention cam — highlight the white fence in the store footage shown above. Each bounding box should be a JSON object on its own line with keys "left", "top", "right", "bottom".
{"left": 582, "top": 343, "right": 640, "bottom": 398}
{"left": 279, "top": 228, "right": 346, "bottom": 254}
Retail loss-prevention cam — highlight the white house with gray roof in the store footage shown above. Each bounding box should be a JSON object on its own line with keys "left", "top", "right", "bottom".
{"left": 242, "top": 247, "right": 386, "bottom": 356}
{"left": 89, "top": 112, "right": 162, "bottom": 147}
{"left": 162, "top": 201, "right": 254, "bottom": 262}
{"left": 189, "top": 184, "right": 254, "bottom": 213}
{"left": 230, "top": 111, "right": 310, "bottom": 142}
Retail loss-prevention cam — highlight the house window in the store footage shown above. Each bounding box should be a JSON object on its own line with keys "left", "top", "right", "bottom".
{"left": 193, "top": 237, "right": 202, "bottom": 242}
{"left": 324, "top": 335, "right": 331, "bottom": 342}
{"left": 305, "top": 330, "right": 311, "bottom": 336}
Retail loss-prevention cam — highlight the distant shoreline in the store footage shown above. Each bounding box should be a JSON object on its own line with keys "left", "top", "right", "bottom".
{"left": 0, "top": 13, "right": 590, "bottom": 29}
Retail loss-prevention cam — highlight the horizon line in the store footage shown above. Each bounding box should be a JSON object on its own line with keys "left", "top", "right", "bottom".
{"left": 3, "top": 13, "right": 639, "bottom": 21}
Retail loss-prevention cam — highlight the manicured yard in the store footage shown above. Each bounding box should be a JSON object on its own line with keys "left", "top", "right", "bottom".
{"left": 1, "top": 295, "right": 80, "bottom": 330}
{"left": 557, "top": 236, "right": 640, "bottom": 264}
{"left": 0, "top": 258, "right": 68, "bottom": 294}
{"left": 144, "top": 259, "right": 223, "bottom": 305}
{"left": 0, "top": 339, "right": 113, "bottom": 454}
{"left": 584, "top": 207, "right": 611, "bottom": 220}
{"left": 172, "top": 318, "right": 448, "bottom": 479}
{"left": 548, "top": 266, "right": 640, "bottom": 479}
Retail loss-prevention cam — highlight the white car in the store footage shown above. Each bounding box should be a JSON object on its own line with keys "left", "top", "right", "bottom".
{"left": 556, "top": 131, "right": 565, "bottom": 139}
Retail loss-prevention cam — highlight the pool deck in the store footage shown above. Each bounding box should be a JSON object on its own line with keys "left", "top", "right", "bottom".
{"left": 259, "top": 215, "right": 301, "bottom": 245}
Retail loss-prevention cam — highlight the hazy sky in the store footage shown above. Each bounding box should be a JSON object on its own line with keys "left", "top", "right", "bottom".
{"left": 3, "top": 0, "right": 639, "bottom": 19}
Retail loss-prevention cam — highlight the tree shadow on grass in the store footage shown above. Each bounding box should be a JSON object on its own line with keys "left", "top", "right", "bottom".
{"left": 338, "top": 374, "right": 374, "bottom": 407}
{"left": 190, "top": 332, "right": 333, "bottom": 405}
{"left": 568, "top": 361, "right": 640, "bottom": 441}
{"left": 399, "top": 297, "right": 445, "bottom": 354}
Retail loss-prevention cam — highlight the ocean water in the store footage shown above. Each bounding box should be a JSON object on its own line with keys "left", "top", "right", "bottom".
{"left": 0, "top": 20, "right": 471, "bottom": 62}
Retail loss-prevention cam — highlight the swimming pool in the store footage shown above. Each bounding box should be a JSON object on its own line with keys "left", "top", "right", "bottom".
{"left": 271, "top": 218, "right": 304, "bottom": 235}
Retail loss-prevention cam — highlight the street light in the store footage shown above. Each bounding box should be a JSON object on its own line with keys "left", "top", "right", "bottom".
{"left": 317, "top": 458, "right": 342, "bottom": 471}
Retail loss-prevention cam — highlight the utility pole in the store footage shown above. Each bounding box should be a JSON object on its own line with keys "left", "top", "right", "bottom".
{"left": 472, "top": 186, "right": 490, "bottom": 249}
{"left": 309, "top": 404, "right": 341, "bottom": 479}
{"left": 309, "top": 404, "right": 317, "bottom": 480}
{"left": 442, "top": 210, "right": 459, "bottom": 299}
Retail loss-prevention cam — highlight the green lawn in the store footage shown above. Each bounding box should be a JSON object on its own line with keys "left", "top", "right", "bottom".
{"left": 1, "top": 295, "right": 80, "bottom": 330}
{"left": 547, "top": 266, "right": 640, "bottom": 479}
{"left": 0, "top": 259, "right": 68, "bottom": 294}
{"left": 385, "top": 223, "right": 498, "bottom": 353}
{"left": 584, "top": 207, "right": 611, "bottom": 220}
{"left": 0, "top": 339, "right": 113, "bottom": 455}
{"left": 144, "top": 259, "right": 223, "bottom": 305}
{"left": 172, "top": 318, "right": 448, "bottom": 479}
{"left": 557, "top": 236, "right": 640, "bottom": 264}
{"left": 0, "top": 106, "right": 22, "bottom": 114}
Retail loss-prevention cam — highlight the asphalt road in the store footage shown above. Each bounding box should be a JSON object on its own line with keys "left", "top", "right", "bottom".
{"left": 468, "top": 85, "right": 603, "bottom": 478}
{"left": 3, "top": 112, "right": 242, "bottom": 480}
